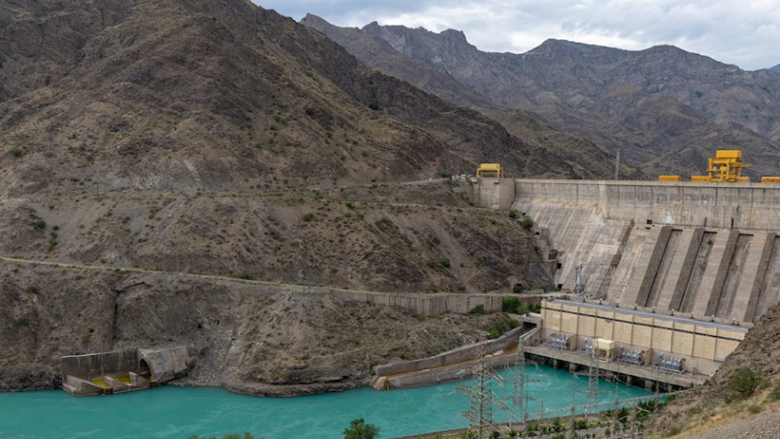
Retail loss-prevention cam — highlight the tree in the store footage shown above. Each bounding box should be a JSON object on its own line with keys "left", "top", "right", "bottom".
{"left": 343, "top": 418, "right": 380, "bottom": 439}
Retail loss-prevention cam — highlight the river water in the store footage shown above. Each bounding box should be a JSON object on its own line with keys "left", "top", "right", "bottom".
{"left": 0, "top": 364, "right": 652, "bottom": 439}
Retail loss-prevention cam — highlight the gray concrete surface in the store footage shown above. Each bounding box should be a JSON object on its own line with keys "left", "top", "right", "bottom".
{"left": 473, "top": 179, "right": 780, "bottom": 324}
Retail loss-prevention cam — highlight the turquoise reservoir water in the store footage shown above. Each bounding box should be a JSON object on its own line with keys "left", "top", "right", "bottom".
{"left": 0, "top": 365, "right": 652, "bottom": 439}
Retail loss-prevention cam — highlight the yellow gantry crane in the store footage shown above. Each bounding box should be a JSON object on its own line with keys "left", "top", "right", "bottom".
{"left": 691, "top": 150, "right": 750, "bottom": 183}
{"left": 476, "top": 163, "right": 504, "bottom": 178}
{"left": 658, "top": 150, "right": 751, "bottom": 183}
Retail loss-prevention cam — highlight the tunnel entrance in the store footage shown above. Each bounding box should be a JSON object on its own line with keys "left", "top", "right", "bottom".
{"left": 139, "top": 359, "right": 151, "bottom": 378}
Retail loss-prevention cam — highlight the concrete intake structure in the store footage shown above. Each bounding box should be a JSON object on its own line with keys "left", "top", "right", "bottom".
{"left": 61, "top": 346, "right": 196, "bottom": 396}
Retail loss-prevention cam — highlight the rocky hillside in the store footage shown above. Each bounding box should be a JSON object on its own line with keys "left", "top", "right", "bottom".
{"left": 0, "top": 262, "right": 518, "bottom": 396}
{"left": 302, "top": 18, "right": 780, "bottom": 179}
{"left": 0, "top": 0, "right": 565, "bottom": 394}
{"left": 0, "top": 0, "right": 613, "bottom": 194}
{"left": 647, "top": 301, "right": 780, "bottom": 436}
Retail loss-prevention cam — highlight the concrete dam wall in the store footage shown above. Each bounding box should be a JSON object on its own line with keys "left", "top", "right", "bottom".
{"left": 473, "top": 179, "right": 780, "bottom": 324}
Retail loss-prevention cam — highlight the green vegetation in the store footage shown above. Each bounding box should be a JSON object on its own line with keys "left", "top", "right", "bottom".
{"left": 25, "top": 284, "right": 39, "bottom": 293}
{"left": 33, "top": 218, "right": 47, "bottom": 230}
{"left": 502, "top": 297, "right": 521, "bottom": 312}
{"left": 344, "top": 201, "right": 356, "bottom": 210}
{"left": 766, "top": 380, "right": 780, "bottom": 402}
{"left": 9, "top": 147, "right": 24, "bottom": 157}
{"left": 343, "top": 418, "right": 379, "bottom": 439}
{"left": 439, "top": 257, "right": 451, "bottom": 268}
{"left": 488, "top": 317, "right": 518, "bottom": 339}
{"left": 302, "top": 213, "right": 315, "bottom": 222}
{"left": 724, "top": 367, "right": 762, "bottom": 402}
{"left": 502, "top": 297, "right": 540, "bottom": 314}
{"left": 47, "top": 231, "right": 58, "bottom": 252}
{"left": 519, "top": 218, "right": 533, "bottom": 231}
{"left": 468, "top": 304, "right": 485, "bottom": 314}
{"left": 14, "top": 316, "right": 30, "bottom": 328}
{"left": 508, "top": 209, "right": 517, "bottom": 219}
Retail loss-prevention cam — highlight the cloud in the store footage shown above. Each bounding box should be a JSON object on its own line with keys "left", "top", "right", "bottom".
{"left": 253, "top": 0, "right": 780, "bottom": 70}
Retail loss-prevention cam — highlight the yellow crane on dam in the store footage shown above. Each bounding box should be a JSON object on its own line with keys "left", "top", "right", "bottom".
{"left": 659, "top": 150, "right": 753, "bottom": 183}
{"left": 476, "top": 163, "right": 504, "bottom": 178}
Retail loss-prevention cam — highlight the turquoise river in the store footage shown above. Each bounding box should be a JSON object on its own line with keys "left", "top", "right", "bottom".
{"left": 0, "top": 364, "right": 652, "bottom": 439}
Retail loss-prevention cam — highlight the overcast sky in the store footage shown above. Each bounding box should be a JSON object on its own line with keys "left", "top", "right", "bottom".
{"left": 251, "top": 0, "right": 779, "bottom": 71}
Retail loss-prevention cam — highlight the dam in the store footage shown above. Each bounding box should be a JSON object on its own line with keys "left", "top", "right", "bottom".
{"left": 470, "top": 178, "right": 779, "bottom": 383}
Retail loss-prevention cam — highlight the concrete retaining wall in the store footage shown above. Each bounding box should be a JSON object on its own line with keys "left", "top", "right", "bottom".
{"left": 61, "top": 349, "right": 138, "bottom": 381}
{"left": 374, "top": 325, "right": 527, "bottom": 377}
{"left": 383, "top": 353, "right": 518, "bottom": 389}
{"left": 330, "top": 290, "right": 532, "bottom": 316}
{"left": 246, "top": 284, "right": 541, "bottom": 317}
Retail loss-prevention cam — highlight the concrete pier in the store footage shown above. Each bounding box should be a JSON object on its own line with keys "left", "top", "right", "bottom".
{"left": 697, "top": 230, "right": 738, "bottom": 318}
{"left": 626, "top": 226, "right": 672, "bottom": 308}
{"left": 735, "top": 233, "right": 775, "bottom": 322}
{"left": 660, "top": 228, "right": 704, "bottom": 312}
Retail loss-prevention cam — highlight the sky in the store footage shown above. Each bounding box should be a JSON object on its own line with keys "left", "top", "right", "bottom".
{"left": 250, "top": 0, "right": 780, "bottom": 71}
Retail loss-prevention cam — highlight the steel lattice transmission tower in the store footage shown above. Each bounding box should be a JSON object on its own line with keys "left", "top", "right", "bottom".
{"left": 458, "top": 345, "right": 507, "bottom": 438}
{"left": 509, "top": 336, "right": 527, "bottom": 430}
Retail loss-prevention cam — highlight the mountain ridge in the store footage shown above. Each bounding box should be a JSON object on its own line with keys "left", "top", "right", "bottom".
{"left": 304, "top": 17, "right": 780, "bottom": 179}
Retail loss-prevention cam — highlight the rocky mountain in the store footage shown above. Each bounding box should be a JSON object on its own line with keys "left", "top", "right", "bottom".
{"left": 0, "top": 0, "right": 568, "bottom": 394}
{"left": 772, "top": 64, "right": 780, "bottom": 73}
{"left": 301, "top": 14, "right": 643, "bottom": 181}
{"left": 302, "top": 18, "right": 780, "bottom": 179}
{"left": 0, "top": 0, "right": 620, "bottom": 196}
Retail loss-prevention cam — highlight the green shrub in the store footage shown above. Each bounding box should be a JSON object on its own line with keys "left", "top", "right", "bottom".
{"left": 343, "top": 418, "right": 379, "bottom": 439}
{"left": 33, "top": 218, "right": 47, "bottom": 230}
{"left": 520, "top": 217, "right": 534, "bottom": 230}
{"left": 439, "top": 258, "right": 451, "bottom": 268}
{"left": 509, "top": 209, "right": 517, "bottom": 219}
{"left": 766, "top": 381, "right": 780, "bottom": 402}
{"left": 748, "top": 404, "right": 763, "bottom": 414}
{"left": 26, "top": 284, "right": 39, "bottom": 293}
{"left": 344, "top": 201, "right": 356, "bottom": 210}
{"left": 502, "top": 297, "right": 521, "bottom": 312}
{"left": 9, "top": 147, "right": 24, "bottom": 157}
{"left": 302, "top": 213, "right": 315, "bottom": 222}
{"left": 724, "top": 367, "right": 762, "bottom": 402}
{"left": 469, "top": 304, "right": 486, "bottom": 314}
